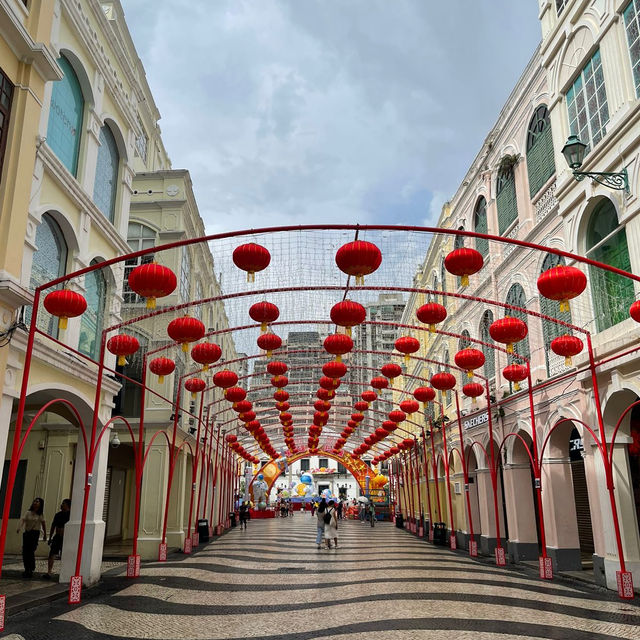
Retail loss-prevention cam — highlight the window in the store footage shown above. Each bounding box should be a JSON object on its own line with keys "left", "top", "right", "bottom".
{"left": 454, "top": 226, "right": 465, "bottom": 250}
{"left": 440, "top": 258, "right": 447, "bottom": 307}
{"left": 27, "top": 213, "right": 68, "bottom": 336}
{"left": 459, "top": 330, "right": 471, "bottom": 351}
{"left": 318, "top": 458, "right": 328, "bottom": 468}
{"left": 480, "top": 310, "right": 495, "bottom": 379}
{"left": 505, "top": 283, "right": 531, "bottom": 365}
{"left": 473, "top": 197, "right": 489, "bottom": 256}
{"left": 0, "top": 68, "right": 14, "bottom": 182}
{"left": 93, "top": 125, "right": 119, "bottom": 222}
{"left": 443, "top": 348, "right": 451, "bottom": 406}
{"left": 123, "top": 223, "right": 156, "bottom": 304}
{"left": 115, "top": 331, "right": 148, "bottom": 417}
{"left": 496, "top": 163, "right": 518, "bottom": 234}
{"left": 337, "top": 463, "right": 347, "bottom": 474}
{"left": 47, "top": 56, "right": 84, "bottom": 176}
{"left": 180, "top": 246, "right": 191, "bottom": 302}
{"left": 556, "top": 0, "right": 568, "bottom": 16}
{"left": 586, "top": 199, "right": 635, "bottom": 332}
{"left": 135, "top": 116, "right": 148, "bottom": 162}
{"left": 540, "top": 254, "right": 572, "bottom": 376}
{"left": 526, "top": 105, "right": 555, "bottom": 197}
{"left": 194, "top": 280, "right": 203, "bottom": 320}
{"left": 624, "top": 0, "right": 640, "bottom": 97}
{"left": 566, "top": 50, "right": 609, "bottom": 152}
{"left": 300, "top": 459, "right": 310, "bottom": 472}
{"left": 0, "top": 460, "right": 27, "bottom": 519}
{"left": 79, "top": 261, "right": 106, "bottom": 359}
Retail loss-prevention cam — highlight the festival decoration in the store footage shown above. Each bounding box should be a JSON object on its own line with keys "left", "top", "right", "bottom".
{"left": 371, "top": 376, "right": 389, "bottom": 394}
{"left": 463, "top": 382, "right": 484, "bottom": 403}
{"left": 502, "top": 364, "right": 528, "bottom": 391}
{"left": 431, "top": 372, "right": 456, "bottom": 391}
{"left": 319, "top": 376, "right": 340, "bottom": 390}
{"left": 43, "top": 289, "right": 87, "bottom": 330}
{"left": 551, "top": 334, "right": 584, "bottom": 366}
{"left": 330, "top": 300, "right": 366, "bottom": 336}
{"left": 489, "top": 316, "right": 528, "bottom": 354}
{"left": 127, "top": 262, "right": 177, "bottom": 308}
{"left": 388, "top": 410, "right": 406, "bottom": 423}
{"left": 416, "top": 302, "right": 447, "bottom": 332}
{"left": 323, "top": 333, "right": 353, "bottom": 362}
{"left": 399, "top": 399, "right": 419, "bottom": 415}
{"left": 537, "top": 265, "right": 587, "bottom": 312}
{"left": 191, "top": 342, "right": 222, "bottom": 371}
{"left": 444, "top": 247, "right": 483, "bottom": 287}
{"left": 257, "top": 332, "right": 282, "bottom": 357}
{"left": 249, "top": 301, "right": 279, "bottom": 331}
{"left": 107, "top": 334, "right": 140, "bottom": 366}
{"left": 232, "top": 243, "right": 271, "bottom": 282}
{"left": 149, "top": 357, "right": 175, "bottom": 383}
{"left": 335, "top": 240, "right": 382, "bottom": 285}
{"left": 322, "top": 361, "right": 347, "bottom": 379}
{"left": 630, "top": 300, "right": 640, "bottom": 323}
{"left": 224, "top": 386, "right": 246, "bottom": 405}
{"left": 395, "top": 335, "right": 420, "bottom": 364}
{"left": 271, "top": 375, "right": 289, "bottom": 388}
{"left": 381, "top": 363, "right": 402, "bottom": 385}
{"left": 213, "top": 369, "right": 239, "bottom": 389}
{"left": 361, "top": 390, "right": 377, "bottom": 404}
{"left": 184, "top": 377, "right": 206, "bottom": 399}
{"left": 167, "top": 316, "right": 205, "bottom": 352}
{"left": 413, "top": 386, "right": 435, "bottom": 405}
{"left": 454, "top": 348, "right": 485, "bottom": 378}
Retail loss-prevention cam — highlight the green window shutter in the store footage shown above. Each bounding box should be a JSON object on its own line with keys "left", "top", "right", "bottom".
{"left": 474, "top": 198, "right": 489, "bottom": 257}
{"left": 527, "top": 126, "right": 556, "bottom": 197}
{"left": 497, "top": 174, "right": 518, "bottom": 235}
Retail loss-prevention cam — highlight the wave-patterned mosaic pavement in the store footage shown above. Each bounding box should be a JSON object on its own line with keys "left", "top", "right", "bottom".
{"left": 6, "top": 516, "right": 640, "bottom": 639}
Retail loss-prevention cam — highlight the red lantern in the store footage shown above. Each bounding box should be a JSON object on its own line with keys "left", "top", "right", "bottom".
{"left": 431, "top": 372, "right": 456, "bottom": 391}
{"left": 503, "top": 364, "right": 528, "bottom": 391}
{"left": 389, "top": 410, "right": 406, "bottom": 423}
{"left": 454, "top": 348, "right": 485, "bottom": 378}
{"left": 279, "top": 412, "right": 292, "bottom": 423}
{"left": 257, "top": 332, "right": 281, "bottom": 357}
{"left": 389, "top": 446, "right": 400, "bottom": 455}
{"left": 351, "top": 413, "right": 365, "bottom": 423}
{"left": 240, "top": 411, "right": 256, "bottom": 423}
{"left": 335, "top": 240, "right": 382, "bottom": 285}
{"left": 234, "top": 400, "right": 252, "bottom": 414}
{"left": 43, "top": 289, "right": 87, "bottom": 330}
{"left": 275, "top": 401, "right": 290, "bottom": 412}
{"left": 167, "top": 316, "right": 205, "bottom": 352}
{"left": 127, "top": 262, "right": 177, "bottom": 309}
{"left": 382, "top": 420, "right": 397, "bottom": 433}
{"left": 371, "top": 376, "right": 389, "bottom": 394}
{"left": 225, "top": 434, "right": 238, "bottom": 444}
{"left": 267, "top": 361, "right": 288, "bottom": 382}
{"left": 274, "top": 390, "right": 289, "bottom": 402}
{"left": 395, "top": 336, "right": 420, "bottom": 364}
{"left": 361, "top": 390, "right": 377, "bottom": 404}
{"left": 249, "top": 301, "right": 279, "bottom": 332}
{"left": 191, "top": 342, "right": 222, "bottom": 371}
{"left": 416, "top": 303, "right": 447, "bottom": 333}
{"left": 551, "top": 334, "right": 583, "bottom": 366}
{"left": 330, "top": 300, "right": 366, "bottom": 336}
{"left": 347, "top": 420, "right": 358, "bottom": 429}
{"left": 537, "top": 265, "right": 587, "bottom": 313}
{"left": 323, "top": 333, "right": 353, "bottom": 362}
{"left": 630, "top": 300, "right": 640, "bottom": 322}
{"left": 232, "top": 243, "right": 271, "bottom": 282}
{"left": 213, "top": 369, "right": 239, "bottom": 389}
{"left": 314, "top": 400, "right": 331, "bottom": 412}
{"left": 322, "top": 361, "right": 347, "bottom": 379}
{"left": 375, "top": 427, "right": 388, "bottom": 440}
{"left": 319, "top": 376, "right": 340, "bottom": 390}
{"left": 413, "top": 386, "right": 435, "bottom": 405}
{"left": 149, "top": 357, "right": 175, "bottom": 383}
{"left": 462, "top": 382, "right": 484, "bottom": 403}
{"left": 316, "top": 388, "right": 333, "bottom": 401}
{"left": 354, "top": 401, "right": 369, "bottom": 412}
{"left": 313, "top": 412, "right": 328, "bottom": 426}
{"left": 381, "top": 363, "right": 402, "bottom": 384}
{"left": 107, "top": 334, "right": 140, "bottom": 366}
{"left": 402, "top": 438, "right": 415, "bottom": 450}
{"left": 225, "top": 386, "right": 246, "bottom": 404}
{"left": 184, "top": 377, "right": 206, "bottom": 398}
{"left": 444, "top": 247, "right": 484, "bottom": 287}
{"left": 271, "top": 375, "right": 288, "bottom": 388}
{"left": 400, "top": 399, "right": 419, "bottom": 415}
{"left": 490, "top": 316, "right": 528, "bottom": 354}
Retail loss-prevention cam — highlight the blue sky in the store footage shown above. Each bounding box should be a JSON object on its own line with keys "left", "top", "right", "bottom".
{"left": 121, "top": 1, "right": 541, "bottom": 235}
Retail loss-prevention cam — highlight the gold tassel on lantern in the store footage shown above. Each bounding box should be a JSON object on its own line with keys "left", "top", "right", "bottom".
{"left": 247, "top": 272, "right": 255, "bottom": 283}
{"left": 560, "top": 299, "right": 569, "bottom": 313}
{"left": 507, "top": 343, "right": 514, "bottom": 354}
{"left": 158, "top": 375, "right": 165, "bottom": 384}
{"left": 58, "top": 316, "right": 68, "bottom": 330}
{"left": 404, "top": 354, "right": 410, "bottom": 365}
{"left": 467, "top": 370, "right": 473, "bottom": 379}
{"left": 267, "top": 350, "right": 273, "bottom": 358}
{"left": 336, "top": 355, "right": 342, "bottom": 363}
{"left": 181, "top": 342, "right": 189, "bottom": 353}
{"left": 346, "top": 327, "right": 352, "bottom": 337}
{"left": 146, "top": 297, "right": 156, "bottom": 309}
{"left": 356, "top": 275, "right": 364, "bottom": 285}
{"left": 461, "top": 274, "right": 469, "bottom": 287}
{"left": 191, "top": 392, "right": 196, "bottom": 400}
{"left": 514, "top": 382, "right": 520, "bottom": 391}
{"left": 565, "top": 356, "right": 572, "bottom": 366}
{"left": 429, "top": 324, "right": 436, "bottom": 333}
{"left": 117, "top": 355, "right": 127, "bottom": 366}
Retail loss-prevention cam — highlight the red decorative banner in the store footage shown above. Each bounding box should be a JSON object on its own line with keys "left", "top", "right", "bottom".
{"left": 68, "top": 575, "right": 83, "bottom": 604}
{"left": 158, "top": 542, "right": 167, "bottom": 562}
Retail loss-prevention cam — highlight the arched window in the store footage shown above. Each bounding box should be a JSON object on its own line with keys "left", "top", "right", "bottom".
{"left": 496, "top": 161, "right": 518, "bottom": 234}
{"left": 454, "top": 226, "right": 465, "bottom": 250}
{"left": 79, "top": 260, "right": 106, "bottom": 359}
{"left": 624, "top": 1, "right": 640, "bottom": 98}
{"left": 474, "top": 197, "right": 489, "bottom": 257}
{"left": 27, "top": 213, "right": 68, "bottom": 335}
{"left": 526, "top": 105, "right": 555, "bottom": 197}
{"left": 540, "top": 253, "right": 572, "bottom": 376}
{"left": 440, "top": 258, "right": 447, "bottom": 308}
{"left": 47, "top": 56, "right": 84, "bottom": 176}
{"left": 480, "top": 310, "right": 495, "bottom": 380}
{"left": 459, "top": 330, "right": 471, "bottom": 351}
{"left": 194, "top": 280, "right": 203, "bottom": 320}
{"left": 443, "top": 348, "right": 451, "bottom": 406}
{"left": 432, "top": 275, "right": 439, "bottom": 306}
{"left": 123, "top": 222, "right": 156, "bottom": 304}
{"left": 93, "top": 125, "right": 119, "bottom": 222}
{"left": 180, "top": 246, "right": 191, "bottom": 302}
{"left": 586, "top": 199, "right": 635, "bottom": 331}
{"left": 505, "top": 283, "right": 530, "bottom": 364}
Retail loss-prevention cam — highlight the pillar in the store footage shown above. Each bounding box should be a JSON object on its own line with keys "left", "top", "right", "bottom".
{"left": 504, "top": 463, "right": 538, "bottom": 562}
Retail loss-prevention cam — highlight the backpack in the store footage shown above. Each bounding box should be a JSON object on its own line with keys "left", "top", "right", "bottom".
{"left": 323, "top": 509, "right": 332, "bottom": 525}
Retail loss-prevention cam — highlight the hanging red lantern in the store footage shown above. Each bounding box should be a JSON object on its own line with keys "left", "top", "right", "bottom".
{"left": 316, "top": 388, "right": 334, "bottom": 401}
{"left": 43, "top": 289, "right": 87, "bottom": 330}
{"left": 274, "top": 389, "right": 289, "bottom": 402}
{"left": 322, "top": 361, "right": 347, "bottom": 379}
{"left": 463, "top": 382, "right": 484, "bottom": 403}
{"left": 537, "top": 265, "right": 587, "bottom": 312}
{"left": 416, "top": 303, "right": 447, "bottom": 333}
{"left": 399, "top": 399, "right": 419, "bottom": 415}
{"left": 191, "top": 342, "right": 222, "bottom": 371}
{"left": 381, "top": 363, "right": 402, "bottom": 385}
{"left": 375, "top": 427, "right": 388, "bottom": 440}
{"left": 225, "top": 434, "right": 238, "bottom": 444}
{"left": 431, "top": 372, "right": 456, "bottom": 391}
{"left": 234, "top": 400, "right": 253, "bottom": 414}
{"left": 351, "top": 412, "right": 365, "bottom": 423}
{"left": 444, "top": 247, "right": 484, "bottom": 287}
{"left": 395, "top": 336, "right": 420, "bottom": 364}
{"left": 275, "top": 401, "right": 290, "bottom": 412}
{"left": 270, "top": 375, "right": 289, "bottom": 389}
{"left": 313, "top": 412, "right": 328, "bottom": 426}
{"left": 551, "top": 334, "right": 584, "bottom": 366}
{"left": 167, "top": 316, "right": 205, "bottom": 352}
{"left": 266, "top": 361, "right": 288, "bottom": 377}
{"left": 413, "top": 386, "right": 435, "bottom": 405}
{"left": 361, "top": 390, "right": 377, "bottom": 404}
{"left": 335, "top": 240, "right": 382, "bottom": 285}
{"left": 330, "top": 300, "right": 366, "bottom": 336}
{"left": 323, "top": 333, "right": 353, "bottom": 362}
{"left": 502, "top": 364, "right": 528, "bottom": 391}
{"left": 371, "top": 377, "right": 389, "bottom": 394}
{"left": 402, "top": 438, "right": 415, "bottom": 450}
{"left": 454, "top": 348, "right": 485, "bottom": 378}
{"left": 314, "top": 400, "right": 331, "bottom": 413}
{"left": 107, "top": 334, "right": 140, "bottom": 366}
{"left": 247, "top": 420, "right": 261, "bottom": 432}
{"left": 382, "top": 420, "right": 397, "bottom": 433}
{"left": 347, "top": 420, "right": 358, "bottom": 430}
{"left": 279, "top": 412, "right": 293, "bottom": 423}
{"left": 630, "top": 300, "right": 640, "bottom": 322}
{"left": 354, "top": 401, "right": 369, "bottom": 412}
{"left": 149, "top": 357, "right": 175, "bottom": 383}
{"left": 184, "top": 377, "right": 206, "bottom": 399}
{"left": 319, "top": 376, "right": 341, "bottom": 390}
{"left": 127, "top": 262, "right": 177, "bottom": 309}
{"left": 257, "top": 332, "right": 281, "bottom": 357}
{"left": 389, "top": 446, "right": 400, "bottom": 455}
{"left": 489, "top": 316, "right": 528, "bottom": 354}
{"left": 240, "top": 411, "right": 256, "bottom": 423}
{"left": 213, "top": 369, "right": 239, "bottom": 389}
{"left": 389, "top": 410, "right": 406, "bottom": 423}
{"left": 225, "top": 386, "right": 246, "bottom": 405}
{"left": 249, "top": 301, "right": 280, "bottom": 332}
{"left": 232, "top": 243, "right": 271, "bottom": 282}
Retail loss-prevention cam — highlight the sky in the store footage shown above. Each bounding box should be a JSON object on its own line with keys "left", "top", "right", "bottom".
{"left": 120, "top": 0, "right": 542, "bottom": 236}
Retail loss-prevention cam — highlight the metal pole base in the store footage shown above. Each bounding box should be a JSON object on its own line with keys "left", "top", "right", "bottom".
{"left": 469, "top": 540, "right": 478, "bottom": 557}
{"left": 192, "top": 532, "right": 199, "bottom": 547}
{"left": 616, "top": 571, "right": 635, "bottom": 599}
{"left": 495, "top": 547, "right": 506, "bottom": 566}
{"left": 158, "top": 542, "right": 167, "bottom": 561}
{"left": 68, "top": 575, "right": 83, "bottom": 604}
{"left": 539, "top": 556, "right": 553, "bottom": 579}
{"left": 126, "top": 554, "right": 141, "bottom": 578}
{"left": 449, "top": 535, "right": 457, "bottom": 550}
{"left": 0, "top": 594, "right": 6, "bottom": 631}
{"left": 184, "top": 537, "right": 192, "bottom": 554}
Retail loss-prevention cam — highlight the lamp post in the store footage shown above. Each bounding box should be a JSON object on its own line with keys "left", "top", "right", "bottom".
{"left": 561, "top": 135, "right": 629, "bottom": 192}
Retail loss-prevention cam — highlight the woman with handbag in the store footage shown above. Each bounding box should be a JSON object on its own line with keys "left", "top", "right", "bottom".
{"left": 324, "top": 500, "right": 338, "bottom": 549}
{"left": 315, "top": 498, "right": 327, "bottom": 549}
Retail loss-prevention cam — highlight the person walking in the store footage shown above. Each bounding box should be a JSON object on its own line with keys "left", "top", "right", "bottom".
{"left": 238, "top": 500, "right": 249, "bottom": 530}
{"left": 17, "top": 497, "right": 46, "bottom": 578}
{"left": 337, "top": 499, "right": 344, "bottom": 520}
{"left": 369, "top": 501, "right": 376, "bottom": 527}
{"left": 324, "top": 500, "right": 338, "bottom": 549}
{"left": 315, "top": 498, "right": 327, "bottom": 549}
{"left": 44, "top": 498, "right": 70, "bottom": 579}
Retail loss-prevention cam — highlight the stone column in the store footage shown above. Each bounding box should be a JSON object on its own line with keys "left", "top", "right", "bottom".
{"left": 166, "top": 446, "right": 187, "bottom": 549}
{"left": 476, "top": 468, "right": 498, "bottom": 555}
{"left": 504, "top": 463, "right": 538, "bottom": 562}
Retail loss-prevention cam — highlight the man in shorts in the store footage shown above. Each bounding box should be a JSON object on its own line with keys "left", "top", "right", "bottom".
{"left": 44, "top": 499, "right": 70, "bottom": 579}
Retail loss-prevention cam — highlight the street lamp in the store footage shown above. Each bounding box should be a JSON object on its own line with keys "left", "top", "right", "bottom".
{"left": 561, "top": 134, "right": 629, "bottom": 192}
